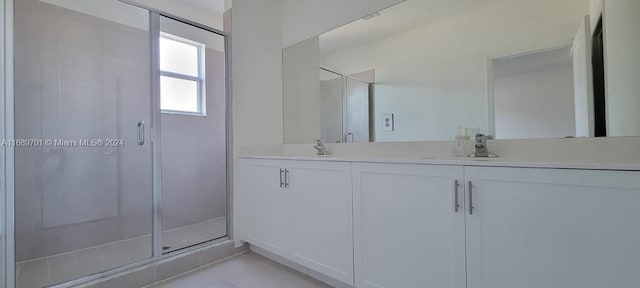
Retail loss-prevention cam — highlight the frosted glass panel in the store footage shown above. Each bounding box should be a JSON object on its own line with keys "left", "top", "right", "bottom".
{"left": 161, "top": 76, "right": 199, "bottom": 113}
{"left": 14, "top": 0, "right": 153, "bottom": 287}
{"left": 160, "top": 36, "right": 199, "bottom": 77}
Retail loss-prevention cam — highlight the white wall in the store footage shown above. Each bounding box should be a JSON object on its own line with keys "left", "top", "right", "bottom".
{"left": 232, "top": 0, "right": 284, "bottom": 149}
{"left": 322, "top": 0, "right": 588, "bottom": 142}
{"left": 589, "top": 0, "right": 602, "bottom": 29}
{"left": 494, "top": 65, "right": 576, "bottom": 139}
{"left": 283, "top": 36, "right": 322, "bottom": 144}
{"left": 603, "top": 0, "right": 640, "bottom": 137}
{"left": 281, "top": 0, "right": 405, "bottom": 47}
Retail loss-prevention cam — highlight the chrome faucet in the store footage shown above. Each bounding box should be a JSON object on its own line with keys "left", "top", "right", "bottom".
{"left": 468, "top": 134, "right": 498, "bottom": 158}
{"left": 313, "top": 139, "right": 332, "bottom": 156}
{"left": 343, "top": 132, "right": 354, "bottom": 143}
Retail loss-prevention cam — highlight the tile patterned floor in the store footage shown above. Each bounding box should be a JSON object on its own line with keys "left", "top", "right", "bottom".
{"left": 147, "top": 252, "right": 334, "bottom": 288}
{"left": 16, "top": 217, "right": 227, "bottom": 288}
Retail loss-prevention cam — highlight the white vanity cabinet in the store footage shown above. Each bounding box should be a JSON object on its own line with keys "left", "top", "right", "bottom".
{"left": 288, "top": 160, "right": 354, "bottom": 284}
{"left": 464, "top": 166, "right": 640, "bottom": 288}
{"left": 352, "top": 163, "right": 466, "bottom": 288}
{"left": 239, "top": 158, "right": 354, "bottom": 285}
{"left": 240, "top": 157, "right": 640, "bottom": 288}
{"left": 240, "top": 159, "right": 291, "bottom": 255}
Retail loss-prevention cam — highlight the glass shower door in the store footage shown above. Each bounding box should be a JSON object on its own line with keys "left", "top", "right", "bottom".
{"left": 159, "top": 16, "right": 228, "bottom": 253}
{"left": 13, "top": 1, "right": 153, "bottom": 287}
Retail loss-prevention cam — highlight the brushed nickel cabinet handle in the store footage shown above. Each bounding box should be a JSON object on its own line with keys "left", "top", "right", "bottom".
{"left": 284, "top": 169, "right": 290, "bottom": 188}
{"left": 279, "top": 169, "right": 284, "bottom": 188}
{"left": 137, "top": 121, "right": 145, "bottom": 145}
{"left": 454, "top": 180, "right": 460, "bottom": 213}
{"left": 468, "top": 181, "right": 474, "bottom": 215}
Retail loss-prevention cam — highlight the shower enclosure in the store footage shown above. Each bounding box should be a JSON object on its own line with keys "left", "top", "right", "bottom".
{"left": 319, "top": 68, "right": 373, "bottom": 143}
{"left": 2, "top": 0, "right": 230, "bottom": 287}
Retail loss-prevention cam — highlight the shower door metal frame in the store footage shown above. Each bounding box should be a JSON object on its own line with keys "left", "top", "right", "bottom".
{"left": 2, "top": 0, "right": 16, "bottom": 287}
{"left": 1, "top": 0, "right": 233, "bottom": 287}
{"left": 150, "top": 11, "right": 164, "bottom": 259}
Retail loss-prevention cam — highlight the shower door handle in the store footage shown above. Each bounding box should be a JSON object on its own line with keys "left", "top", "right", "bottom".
{"left": 137, "top": 121, "right": 145, "bottom": 146}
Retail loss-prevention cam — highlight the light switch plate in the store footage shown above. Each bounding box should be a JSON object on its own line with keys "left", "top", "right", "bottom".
{"left": 382, "top": 113, "right": 394, "bottom": 131}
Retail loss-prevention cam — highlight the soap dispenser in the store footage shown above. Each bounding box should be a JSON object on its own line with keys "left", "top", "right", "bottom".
{"left": 452, "top": 127, "right": 469, "bottom": 157}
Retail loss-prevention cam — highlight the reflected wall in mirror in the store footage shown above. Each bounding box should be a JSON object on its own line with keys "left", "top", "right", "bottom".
{"left": 283, "top": 0, "right": 640, "bottom": 144}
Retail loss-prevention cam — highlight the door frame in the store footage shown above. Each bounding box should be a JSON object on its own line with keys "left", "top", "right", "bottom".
{"left": 1, "top": 1, "right": 233, "bottom": 287}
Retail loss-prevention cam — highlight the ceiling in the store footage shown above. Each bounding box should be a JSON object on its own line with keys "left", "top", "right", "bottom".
{"left": 319, "top": 0, "right": 504, "bottom": 56}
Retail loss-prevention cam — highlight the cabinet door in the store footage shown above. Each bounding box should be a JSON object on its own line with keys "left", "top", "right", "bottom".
{"left": 240, "top": 159, "right": 291, "bottom": 256}
{"left": 288, "top": 161, "right": 354, "bottom": 285}
{"left": 353, "top": 163, "right": 466, "bottom": 288}
{"left": 465, "top": 167, "right": 640, "bottom": 288}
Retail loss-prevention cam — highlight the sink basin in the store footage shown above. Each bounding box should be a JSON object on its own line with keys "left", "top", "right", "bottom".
{"left": 419, "top": 155, "right": 500, "bottom": 161}
{"left": 468, "top": 155, "right": 500, "bottom": 161}
{"left": 315, "top": 155, "right": 334, "bottom": 158}
{"left": 420, "top": 155, "right": 454, "bottom": 160}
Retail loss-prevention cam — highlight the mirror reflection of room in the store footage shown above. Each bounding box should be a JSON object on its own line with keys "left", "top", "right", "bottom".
{"left": 283, "top": 0, "right": 640, "bottom": 144}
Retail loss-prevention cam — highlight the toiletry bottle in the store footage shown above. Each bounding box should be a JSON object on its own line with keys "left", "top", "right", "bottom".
{"left": 452, "top": 127, "right": 467, "bottom": 157}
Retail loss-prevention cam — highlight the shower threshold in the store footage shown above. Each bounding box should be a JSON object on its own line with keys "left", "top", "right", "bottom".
{"left": 16, "top": 216, "right": 227, "bottom": 288}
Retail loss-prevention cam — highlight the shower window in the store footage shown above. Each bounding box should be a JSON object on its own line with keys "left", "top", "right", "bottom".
{"left": 160, "top": 33, "right": 206, "bottom": 115}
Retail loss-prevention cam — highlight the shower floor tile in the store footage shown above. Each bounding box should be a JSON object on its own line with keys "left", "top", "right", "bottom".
{"left": 163, "top": 216, "right": 228, "bottom": 252}
{"left": 16, "top": 216, "right": 227, "bottom": 288}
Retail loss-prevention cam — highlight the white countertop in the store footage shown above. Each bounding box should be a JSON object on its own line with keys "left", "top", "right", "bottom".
{"left": 239, "top": 154, "right": 640, "bottom": 171}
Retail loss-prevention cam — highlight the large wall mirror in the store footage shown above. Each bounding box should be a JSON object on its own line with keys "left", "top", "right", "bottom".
{"left": 283, "top": 0, "right": 640, "bottom": 144}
